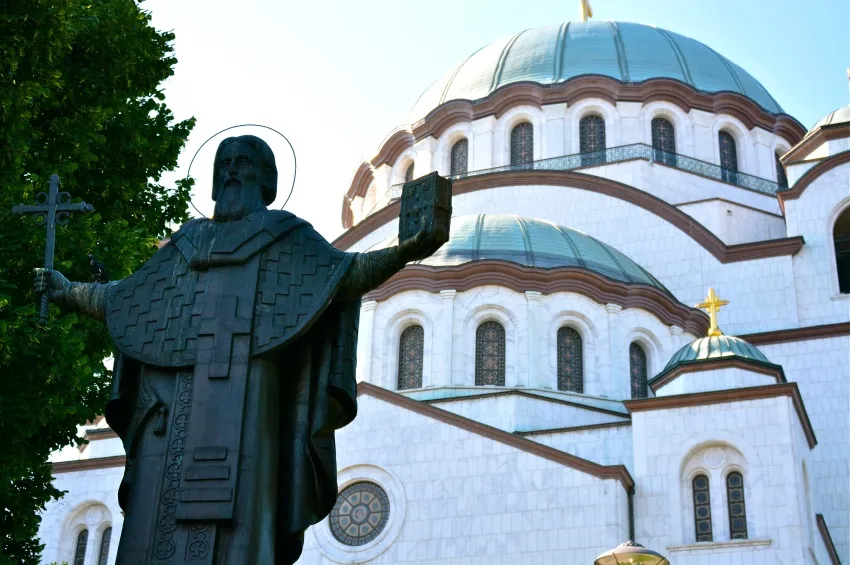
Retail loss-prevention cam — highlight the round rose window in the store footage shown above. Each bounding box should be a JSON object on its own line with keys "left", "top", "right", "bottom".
{"left": 329, "top": 482, "right": 390, "bottom": 546}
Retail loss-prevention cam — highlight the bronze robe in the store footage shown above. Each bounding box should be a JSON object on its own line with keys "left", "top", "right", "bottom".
{"left": 104, "top": 210, "right": 359, "bottom": 564}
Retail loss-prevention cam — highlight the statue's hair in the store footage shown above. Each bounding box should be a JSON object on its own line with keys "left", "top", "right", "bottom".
{"left": 212, "top": 135, "right": 278, "bottom": 205}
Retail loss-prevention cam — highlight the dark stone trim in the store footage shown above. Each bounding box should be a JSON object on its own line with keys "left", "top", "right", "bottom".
{"left": 358, "top": 381, "right": 635, "bottom": 490}
{"left": 361, "top": 260, "right": 710, "bottom": 337}
{"left": 777, "top": 150, "right": 850, "bottom": 210}
{"left": 52, "top": 455, "right": 126, "bottom": 474}
{"left": 739, "top": 322, "right": 850, "bottom": 346}
{"left": 623, "top": 383, "right": 817, "bottom": 449}
{"left": 674, "top": 197, "right": 784, "bottom": 219}
{"left": 334, "top": 170, "right": 804, "bottom": 264}
{"left": 817, "top": 514, "right": 842, "bottom": 565}
{"left": 782, "top": 122, "right": 850, "bottom": 164}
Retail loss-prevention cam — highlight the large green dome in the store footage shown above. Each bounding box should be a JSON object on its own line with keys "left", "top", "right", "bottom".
{"left": 371, "top": 214, "right": 668, "bottom": 291}
{"left": 410, "top": 21, "right": 782, "bottom": 121}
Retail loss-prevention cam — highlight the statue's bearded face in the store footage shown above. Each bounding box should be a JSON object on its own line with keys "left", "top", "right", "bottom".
{"left": 213, "top": 141, "right": 268, "bottom": 221}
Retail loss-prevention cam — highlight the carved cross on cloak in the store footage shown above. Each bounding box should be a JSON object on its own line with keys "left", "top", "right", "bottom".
{"left": 12, "top": 174, "right": 94, "bottom": 323}
{"left": 198, "top": 295, "right": 252, "bottom": 379}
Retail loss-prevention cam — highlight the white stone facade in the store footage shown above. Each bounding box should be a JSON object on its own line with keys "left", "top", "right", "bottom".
{"left": 36, "top": 21, "right": 850, "bottom": 565}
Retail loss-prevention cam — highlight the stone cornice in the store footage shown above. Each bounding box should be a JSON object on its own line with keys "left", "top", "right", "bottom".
{"left": 423, "top": 389, "right": 630, "bottom": 419}
{"left": 777, "top": 150, "right": 850, "bottom": 210}
{"left": 739, "top": 321, "right": 850, "bottom": 346}
{"left": 624, "top": 383, "right": 817, "bottom": 449}
{"left": 333, "top": 170, "right": 804, "bottom": 264}
{"left": 516, "top": 420, "right": 632, "bottom": 437}
{"left": 648, "top": 357, "right": 786, "bottom": 393}
{"left": 52, "top": 455, "right": 126, "bottom": 474}
{"left": 782, "top": 122, "right": 850, "bottom": 164}
{"left": 358, "top": 381, "right": 635, "bottom": 491}
{"left": 362, "top": 261, "right": 710, "bottom": 337}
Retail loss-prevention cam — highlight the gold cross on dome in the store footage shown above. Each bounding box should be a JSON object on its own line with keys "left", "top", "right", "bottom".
{"left": 696, "top": 288, "right": 729, "bottom": 337}
{"left": 579, "top": 0, "right": 593, "bottom": 22}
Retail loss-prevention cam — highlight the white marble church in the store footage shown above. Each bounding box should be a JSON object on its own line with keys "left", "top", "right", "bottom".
{"left": 37, "top": 15, "right": 849, "bottom": 565}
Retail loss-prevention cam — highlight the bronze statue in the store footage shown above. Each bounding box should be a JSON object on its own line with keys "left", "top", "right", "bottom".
{"left": 35, "top": 135, "right": 451, "bottom": 564}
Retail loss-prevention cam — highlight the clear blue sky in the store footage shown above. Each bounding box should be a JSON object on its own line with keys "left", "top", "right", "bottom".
{"left": 145, "top": 0, "right": 849, "bottom": 240}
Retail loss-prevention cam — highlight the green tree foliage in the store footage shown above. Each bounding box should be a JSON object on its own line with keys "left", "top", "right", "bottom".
{"left": 0, "top": 2, "right": 194, "bottom": 563}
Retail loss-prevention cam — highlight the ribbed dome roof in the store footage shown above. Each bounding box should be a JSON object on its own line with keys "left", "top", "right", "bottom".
{"left": 410, "top": 21, "right": 782, "bottom": 121}
{"left": 373, "top": 214, "right": 667, "bottom": 291}
{"left": 662, "top": 335, "right": 774, "bottom": 372}
{"left": 812, "top": 106, "right": 850, "bottom": 130}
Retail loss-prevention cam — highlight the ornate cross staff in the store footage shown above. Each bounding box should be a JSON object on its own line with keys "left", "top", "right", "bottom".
{"left": 12, "top": 174, "right": 94, "bottom": 323}
{"left": 696, "top": 287, "right": 729, "bottom": 337}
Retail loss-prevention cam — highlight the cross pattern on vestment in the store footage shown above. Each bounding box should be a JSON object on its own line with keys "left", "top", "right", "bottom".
{"left": 12, "top": 174, "right": 93, "bottom": 323}
{"left": 198, "top": 295, "right": 252, "bottom": 378}
{"left": 695, "top": 287, "right": 729, "bottom": 337}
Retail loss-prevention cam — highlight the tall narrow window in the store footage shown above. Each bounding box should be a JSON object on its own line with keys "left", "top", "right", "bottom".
{"left": 404, "top": 162, "right": 415, "bottom": 183}
{"left": 651, "top": 117, "right": 676, "bottom": 166}
{"left": 693, "top": 474, "right": 713, "bottom": 542}
{"left": 775, "top": 151, "right": 788, "bottom": 188}
{"left": 475, "top": 321, "right": 505, "bottom": 386}
{"left": 557, "top": 327, "right": 583, "bottom": 393}
{"left": 835, "top": 207, "right": 850, "bottom": 294}
{"left": 98, "top": 527, "right": 112, "bottom": 565}
{"left": 450, "top": 138, "right": 469, "bottom": 176}
{"left": 74, "top": 529, "right": 88, "bottom": 565}
{"left": 718, "top": 131, "right": 738, "bottom": 183}
{"left": 510, "top": 122, "right": 533, "bottom": 166}
{"left": 727, "top": 472, "right": 748, "bottom": 539}
{"left": 397, "top": 325, "right": 424, "bottom": 390}
{"left": 580, "top": 114, "right": 606, "bottom": 166}
{"left": 629, "top": 343, "right": 648, "bottom": 399}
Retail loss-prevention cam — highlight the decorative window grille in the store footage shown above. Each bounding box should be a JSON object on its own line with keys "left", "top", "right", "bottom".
{"left": 629, "top": 343, "right": 648, "bottom": 399}
{"left": 450, "top": 138, "right": 469, "bottom": 175}
{"left": 510, "top": 122, "right": 534, "bottom": 166}
{"left": 557, "top": 327, "right": 583, "bottom": 393}
{"left": 726, "top": 472, "right": 748, "bottom": 539}
{"left": 397, "top": 325, "right": 424, "bottom": 390}
{"left": 329, "top": 481, "right": 391, "bottom": 546}
{"left": 74, "top": 529, "right": 88, "bottom": 565}
{"left": 651, "top": 117, "right": 677, "bottom": 166}
{"left": 580, "top": 115, "right": 606, "bottom": 166}
{"left": 404, "top": 162, "right": 414, "bottom": 183}
{"left": 835, "top": 207, "right": 850, "bottom": 294}
{"left": 97, "top": 528, "right": 112, "bottom": 565}
{"left": 718, "top": 131, "right": 738, "bottom": 183}
{"left": 775, "top": 152, "right": 788, "bottom": 187}
{"left": 475, "top": 321, "right": 505, "bottom": 386}
{"left": 693, "top": 474, "right": 713, "bottom": 542}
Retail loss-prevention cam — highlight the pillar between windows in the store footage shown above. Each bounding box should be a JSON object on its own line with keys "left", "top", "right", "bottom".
{"left": 439, "top": 290, "right": 457, "bottom": 386}
{"left": 525, "top": 291, "right": 542, "bottom": 389}
{"left": 604, "top": 303, "right": 623, "bottom": 398}
{"left": 356, "top": 301, "right": 378, "bottom": 383}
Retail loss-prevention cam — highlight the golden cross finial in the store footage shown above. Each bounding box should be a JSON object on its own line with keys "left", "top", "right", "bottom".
{"left": 579, "top": 0, "right": 593, "bottom": 22}
{"left": 696, "top": 288, "right": 729, "bottom": 337}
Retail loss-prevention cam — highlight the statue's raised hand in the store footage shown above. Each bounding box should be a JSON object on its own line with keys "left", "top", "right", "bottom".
{"left": 33, "top": 268, "right": 70, "bottom": 302}
{"left": 398, "top": 216, "right": 449, "bottom": 263}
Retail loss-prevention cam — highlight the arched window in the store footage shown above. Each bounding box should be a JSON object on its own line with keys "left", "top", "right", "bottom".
{"left": 580, "top": 114, "right": 606, "bottom": 166}
{"left": 629, "top": 343, "right": 648, "bottom": 399}
{"left": 693, "top": 474, "right": 713, "bottom": 542}
{"left": 73, "top": 529, "right": 88, "bottom": 565}
{"left": 98, "top": 527, "right": 112, "bottom": 565}
{"left": 726, "top": 471, "right": 748, "bottom": 539}
{"left": 651, "top": 117, "right": 676, "bottom": 166}
{"left": 404, "top": 162, "right": 415, "bottom": 183}
{"left": 475, "top": 321, "right": 505, "bottom": 386}
{"left": 397, "top": 325, "right": 424, "bottom": 390}
{"left": 450, "top": 138, "right": 469, "bottom": 176}
{"left": 775, "top": 151, "right": 788, "bottom": 187}
{"left": 557, "top": 327, "right": 583, "bottom": 393}
{"left": 510, "top": 122, "right": 533, "bottom": 166}
{"left": 718, "top": 131, "right": 738, "bottom": 183}
{"left": 833, "top": 207, "right": 850, "bottom": 294}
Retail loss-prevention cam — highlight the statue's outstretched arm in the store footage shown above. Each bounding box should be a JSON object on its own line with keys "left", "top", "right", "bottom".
{"left": 339, "top": 228, "right": 442, "bottom": 301}
{"left": 33, "top": 268, "right": 116, "bottom": 321}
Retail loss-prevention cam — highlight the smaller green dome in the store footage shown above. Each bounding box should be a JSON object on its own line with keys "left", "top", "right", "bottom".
{"left": 659, "top": 335, "right": 781, "bottom": 376}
